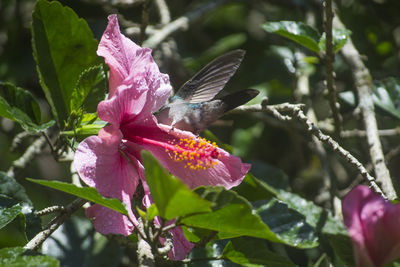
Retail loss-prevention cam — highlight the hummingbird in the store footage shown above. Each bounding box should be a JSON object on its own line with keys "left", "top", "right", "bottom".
{"left": 156, "top": 49, "right": 259, "bottom": 134}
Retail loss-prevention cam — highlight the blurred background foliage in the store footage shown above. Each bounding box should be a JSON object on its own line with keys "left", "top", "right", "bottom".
{"left": 1, "top": 0, "right": 400, "bottom": 266}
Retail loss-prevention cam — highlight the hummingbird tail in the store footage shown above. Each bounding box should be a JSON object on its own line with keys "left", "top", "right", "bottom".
{"left": 219, "top": 89, "right": 259, "bottom": 112}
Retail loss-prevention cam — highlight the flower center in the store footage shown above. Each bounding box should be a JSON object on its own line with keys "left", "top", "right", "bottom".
{"left": 131, "top": 135, "right": 220, "bottom": 170}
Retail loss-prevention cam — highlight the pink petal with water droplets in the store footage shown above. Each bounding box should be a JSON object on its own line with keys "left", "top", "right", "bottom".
{"left": 73, "top": 125, "right": 140, "bottom": 235}
{"left": 97, "top": 14, "right": 171, "bottom": 119}
{"left": 97, "top": 83, "right": 149, "bottom": 127}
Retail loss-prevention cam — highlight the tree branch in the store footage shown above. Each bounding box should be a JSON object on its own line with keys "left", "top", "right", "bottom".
{"left": 24, "top": 198, "right": 87, "bottom": 250}
{"left": 324, "top": 0, "right": 342, "bottom": 135}
{"left": 143, "top": 0, "right": 226, "bottom": 49}
{"left": 334, "top": 17, "right": 396, "bottom": 199}
{"left": 154, "top": 0, "right": 170, "bottom": 25}
{"left": 136, "top": 218, "right": 155, "bottom": 267}
{"left": 230, "top": 102, "right": 386, "bottom": 198}
{"left": 341, "top": 127, "right": 400, "bottom": 138}
{"left": 7, "top": 135, "right": 47, "bottom": 178}
{"left": 34, "top": 205, "right": 66, "bottom": 217}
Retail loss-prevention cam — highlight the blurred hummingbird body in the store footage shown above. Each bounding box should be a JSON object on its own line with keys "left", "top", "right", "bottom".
{"left": 156, "top": 50, "right": 259, "bottom": 134}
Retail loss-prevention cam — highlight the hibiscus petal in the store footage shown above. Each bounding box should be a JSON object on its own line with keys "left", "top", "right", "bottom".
{"left": 97, "top": 14, "right": 171, "bottom": 123}
{"left": 145, "top": 192, "right": 194, "bottom": 261}
{"left": 85, "top": 204, "right": 134, "bottom": 236}
{"left": 343, "top": 185, "right": 400, "bottom": 267}
{"left": 150, "top": 144, "right": 250, "bottom": 189}
{"left": 97, "top": 14, "right": 142, "bottom": 97}
{"left": 167, "top": 226, "right": 195, "bottom": 261}
{"left": 97, "top": 83, "right": 149, "bottom": 127}
{"left": 124, "top": 122, "right": 250, "bottom": 189}
{"left": 73, "top": 125, "right": 139, "bottom": 235}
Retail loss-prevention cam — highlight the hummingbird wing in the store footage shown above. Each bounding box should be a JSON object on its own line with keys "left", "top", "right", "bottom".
{"left": 188, "top": 89, "right": 260, "bottom": 134}
{"left": 174, "top": 49, "right": 245, "bottom": 104}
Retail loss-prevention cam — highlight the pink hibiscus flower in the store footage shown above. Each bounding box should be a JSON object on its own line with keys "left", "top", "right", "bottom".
{"left": 73, "top": 14, "right": 250, "bottom": 260}
{"left": 342, "top": 185, "right": 400, "bottom": 267}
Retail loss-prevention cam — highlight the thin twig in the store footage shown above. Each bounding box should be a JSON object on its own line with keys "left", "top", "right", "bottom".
{"left": 230, "top": 102, "right": 385, "bottom": 198}
{"left": 324, "top": 0, "right": 342, "bottom": 135}
{"left": 341, "top": 127, "right": 400, "bottom": 138}
{"left": 24, "top": 198, "right": 87, "bottom": 250}
{"left": 143, "top": 0, "right": 226, "bottom": 49}
{"left": 334, "top": 17, "right": 396, "bottom": 199}
{"left": 7, "top": 135, "right": 47, "bottom": 178}
{"left": 161, "top": 222, "right": 177, "bottom": 233}
{"left": 339, "top": 144, "right": 400, "bottom": 198}
{"left": 34, "top": 205, "right": 66, "bottom": 217}
{"left": 290, "top": 105, "right": 385, "bottom": 198}
{"left": 154, "top": 0, "right": 170, "bottom": 25}
{"left": 10, "top": 131, "right": 39, "bottom": 151}
{"left": 157, "top": 234, "right": 173, "bottom": 256}
{"left": 139, "top": 0, "right": 151, "bottom": 46}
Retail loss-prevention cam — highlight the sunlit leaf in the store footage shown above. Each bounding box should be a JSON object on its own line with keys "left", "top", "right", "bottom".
{"left": 146, "top": 204, "right": 159, "bottom": 222}
{"left": 181, "top": 187, "right": 282, "bottom": 244}
{"left": 26, "top": 179, "right": 129, "bottom": 216}
{"left": 32, "top": 0, "right": 100, "bottom": 128}
{"left": 142, "top": 152, "right": 212, "bottom": 220}
{"left": 262, "top": 21, "right": 321, "bottom": 53}
{"left": 70, "top": 65, "right": 106, "bottom": 114}
{"left": 319, "top": 29, "right": 352, "bottom": 53}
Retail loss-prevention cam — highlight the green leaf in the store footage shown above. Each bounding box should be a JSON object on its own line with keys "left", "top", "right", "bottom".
{"left": 181, "top": 187, "right": 282, "bottom": 243}
{"left": 240, "top": 173, "right": 348, "bottom": 236}
{"left": 26, "top": 179, "right": 129, "bottom": 216}
{"left": 340, "top": 78, "right": 400, "bottom": 121}
{"left": 70, "top": 65, "right": 106, "bottom": 114}
{"left": 0, "top": 172, "right": 40, "bottom": 240}
{"left": 234, "top": 173, "right": 275, "bottom": 202}
{"left": 142, "top": 152, "right": 212, "bottom": 220}
{"left": 222, "top": 237, "right": 297, "bottom": 267}
{"left": 146, "top": 204, "right": 159, "bottom": 222}
{"left": 188, "top": 240, "right": 231, "bottom": 267}
{"left": 262, "top": 21, "right": 321, "bottom": 53}
{"left": 32, "top": 0, "right": 100, "bottom": 128}
{"left": 61, "top": 122, "right": 106, "bottom": 139}
{"left": 0, "top": 247, "right": 59, "bottom": 267}
{"left": 0, "top": 196, "right": 22, "bottom": 230}
{"left": 274, "top": 190, "right": 348, "bottom": 236}
{"left": 319, "top": 29, "right": 352, "bottom": 53}
{"left": 0, "top": 82, "right": 53, "bottom": 132}
{"left": 372, "top": 78, "right": 400, "bottom": 120}
{"left": 255, "top": 198, "right": 318, "bottom": 248}
{"left": 0, "top": 171, "right": 32, "bottom": 205}
{"left": 244, "top": 172, "right": 352, "bottom": 262}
